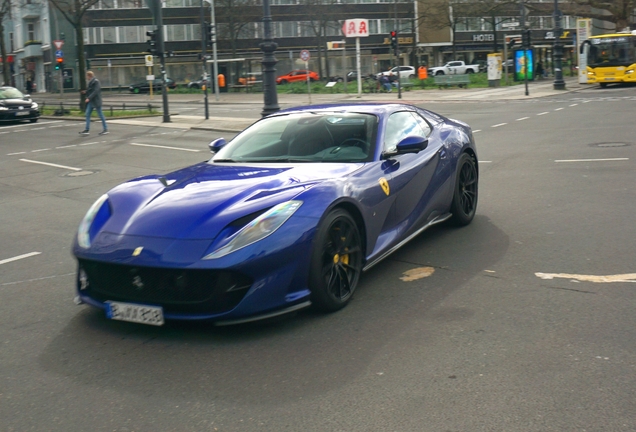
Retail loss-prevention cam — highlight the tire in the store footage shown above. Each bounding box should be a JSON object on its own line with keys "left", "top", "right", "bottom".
{"left": 466, "top": 69, "right": 474, "bottom": 74}
{"left": 279, "top": 79, "right": 288, "bottom": 85}
{"left": 309, "top": 209, "right": 363, "bottom": 312}
{"left": 436, "top": 71, "right": 444, "bottom": 76}
{"left": 409, "top": 74, "right": 416, "bottom": 79}
{"left": 599, "top": 83, "right": 607, "bottom": 88}
{"left": 29, "top": 118, "right": 38, "bottom": 123}
{"left": 449, "top": 153, "right": 478, "bottom": 226}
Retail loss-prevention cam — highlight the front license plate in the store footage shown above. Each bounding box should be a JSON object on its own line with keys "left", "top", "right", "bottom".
{"left": 106, "top": 301, "right": 164, "bottom": 326}
{"left": 604, "top": 77, "right": 615, "bottom": 81}
{"left": 15, "top": 111, "right": 29, "bottom": 116}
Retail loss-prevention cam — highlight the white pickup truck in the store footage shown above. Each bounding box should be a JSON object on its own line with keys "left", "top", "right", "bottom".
{"left": 428, "top": 61, "right": 480, "bottom": 76}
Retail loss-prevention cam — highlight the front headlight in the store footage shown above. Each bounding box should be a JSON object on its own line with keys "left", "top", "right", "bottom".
{"left": 0, "top": 106, "right": 8, "bottom": 111}
{"left": 31, "top": 102, "right": 38, "bottom": 109}
{"left": 626, "top": 69, "right": 634, "bottom": 74}
{"left": 77, "top": 194, "right": 111, "bottom": 248}
{"left": 204, "top": 200, "right": 302, "bottom": 259}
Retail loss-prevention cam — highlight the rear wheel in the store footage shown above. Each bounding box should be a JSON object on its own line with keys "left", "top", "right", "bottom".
{"left": 309, "top": 209, "right": 363, "bottom": 312}
{"left": 466, "top": 69, "right": 474, "bottom": 74}
{"left": 449, "top": 153, "right": 478, "bottom": 226}
{"left": 279, "top": 79, "right": 288, "bottom": 85}
{"left": 599, "top": 83, "right": 607, "bottom": 88}
{"left": 436, "top": 71, "right": 444, "bottom": 76}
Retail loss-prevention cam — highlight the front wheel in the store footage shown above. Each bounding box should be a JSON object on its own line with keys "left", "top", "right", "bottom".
{"left": 29, "top": 118, "right": 38, "bottom": 123}
{"left": 449, "top": 153, "right": 478, "bottom": 226}
{"left": 466, "top": 69, "right": 474, "bottom": 74}
{"left": 309, "top": 209, "right": 363, "bottom": 312}
{"left": 599, "top": 83, "right": 607, "bottom": 88}
{"left": 436, "top": 71, "right": 444, "bottom": 76}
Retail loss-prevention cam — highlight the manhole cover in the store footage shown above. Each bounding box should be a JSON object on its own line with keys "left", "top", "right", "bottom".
{"left": 595, "top": 142, "right": 629, "bottom": 148}
{"left": 66, "top": 170, "right": 94, "bottom": 177}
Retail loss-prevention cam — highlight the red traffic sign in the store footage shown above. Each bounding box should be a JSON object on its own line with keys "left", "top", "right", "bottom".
{"left": 53, "top": 40, "right": 64, "bottom": 50}
{"left": 300, "top": 50, "right": 310, "bottom": 62}
{"left": 342, "top": 19, "right": 369, "bottom": 38}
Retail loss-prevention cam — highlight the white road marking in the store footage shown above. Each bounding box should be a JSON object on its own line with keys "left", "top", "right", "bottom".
{"left": 537, "top": 112, "right": 549, "bottom": 116}
{"left": 19, "top": 159, "right": 83, "bottom": 171}
{"left": 473, "top": 130, "right": 481, "bottom": 133}
{"left": 0, "top": 252, "right": 41, "bottom": 265}
{"left": 49, "top": 124, "right": 69, "bottom": 128}
{"left": 56, "top": 144, "right": 77, "bottom": 149}
{"left": 30, "top": 127, "right": 45, "bottom": 131}
{"left": 554, "top": 108, "right": 564, "bottom": 111}
{"left": 7, "top": 152, "right": 26, "bottom": 155}
{"left": 569, "top": 104, "right": 578, "bottom": 107}
{"left": 0, "top": 121, "right": 60, "bottom": 130}
{"left": 536, "top": 272, "right": 636, "bottom": 283}
{"left": 516, "top": 117, "right": 529, "bottom": 121}
{"left": 479, "top": 161, "right": 492, "bottom": 163}
{"left": 130, "top": 142, "right": 200, "bottom": 152}
{"left": 555, "top": 158, "right": 629, "bottom": 163}
{"left": 79, "top": 142, "right": 99, "bottom": 146}
{"left": 31, "top": 148, "right": 50, "bottom": 153}
{"left": 491, "top": 123, "right": 507, "bottom": 128}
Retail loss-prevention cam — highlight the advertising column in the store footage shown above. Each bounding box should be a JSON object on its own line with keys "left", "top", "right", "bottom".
{"left": 577, "top": 19, "right": 592, "bottom": 84}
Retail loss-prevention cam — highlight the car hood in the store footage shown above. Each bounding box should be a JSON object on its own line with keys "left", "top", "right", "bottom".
{"left": 0, "top": 98, "right": 33, "bottom": 107}
{"left": 103, "top": 161, "right": 362, "bottom": 240}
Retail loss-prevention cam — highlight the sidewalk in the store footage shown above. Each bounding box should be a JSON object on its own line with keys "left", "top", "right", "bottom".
{"left": 39, "top": 76, "right": 585, "bottom": 133}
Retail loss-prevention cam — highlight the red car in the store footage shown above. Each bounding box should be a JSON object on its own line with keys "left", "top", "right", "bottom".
{"left": 276, "top": 70, "right": 320, "bottom": 84}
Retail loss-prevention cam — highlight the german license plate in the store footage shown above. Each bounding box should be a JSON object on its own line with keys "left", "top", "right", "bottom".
{"left": 604, "top": 77, "right": 615, "bottom": 81}
{"left": 106, "top": 301, "right": 164, "bottom": 326}
{"left": 15, "top": 111, "right": 29, "bottom": 116}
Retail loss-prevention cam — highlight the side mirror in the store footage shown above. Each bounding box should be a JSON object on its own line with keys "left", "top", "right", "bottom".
{"left": 208, "top": 138, "right": 227, "bottom": 154}
{"left": 395, "top": 135, "right": 428, "bottom": 154}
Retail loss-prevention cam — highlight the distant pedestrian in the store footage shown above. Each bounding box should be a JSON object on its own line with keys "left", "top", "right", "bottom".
{"left": 26, "top": 78, "right": 33, "bottom": 94}
{"left": 379, "top": 75, "right": 392, "bottom": 92}
{"left": 536, "top": 61, "right": 544, "bottom": 80}
{"left": 80, "top": 70, "right": 108, "bottom": 136}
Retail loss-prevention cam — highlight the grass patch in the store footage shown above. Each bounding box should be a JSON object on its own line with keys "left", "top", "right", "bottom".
{"left": 41, "top": 106, "right": 159, "bottom": 118}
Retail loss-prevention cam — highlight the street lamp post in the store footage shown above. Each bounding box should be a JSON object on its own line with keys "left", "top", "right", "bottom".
{"left": 552, "top": 0, "right": 566, "bottom": 90}
{"left": 260, "top": 0, "right": 280, "bottom": 117}
{"left": 204, "top": 0, "right": 220, "bottom": 101}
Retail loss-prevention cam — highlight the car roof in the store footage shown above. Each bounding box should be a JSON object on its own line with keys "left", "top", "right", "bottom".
{"left": 272, "top": 102, "right": 425, "bottom": 118}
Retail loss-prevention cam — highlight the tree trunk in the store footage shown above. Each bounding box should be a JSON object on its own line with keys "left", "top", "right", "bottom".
{"left": 0, "top": 22, "right": 10, "bottom": 86}
{"left": 75, "top": 20, "right": 87, "bottom": 111}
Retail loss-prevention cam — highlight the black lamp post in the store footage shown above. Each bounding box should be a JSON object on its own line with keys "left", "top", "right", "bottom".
{"left": 552, "top": 0, "right": 566, "bottom": 90}
{"left": 260, "top": 0, "right": 280, "bottom": 117}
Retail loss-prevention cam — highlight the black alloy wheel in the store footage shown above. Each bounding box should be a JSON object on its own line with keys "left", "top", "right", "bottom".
{"left": 309, "top": 209, "right": 363, "bottom": 312}
{"left": 449, "top": 153, "right": 478, "bottom": 226}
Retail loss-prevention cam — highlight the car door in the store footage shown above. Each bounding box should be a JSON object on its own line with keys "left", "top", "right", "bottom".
{"left": 382, "top": 110, "right": 448, "bottom": 231}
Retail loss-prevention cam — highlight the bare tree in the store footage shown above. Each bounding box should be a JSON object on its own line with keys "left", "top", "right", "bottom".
{"left": 298, "top": 0, "right": 344, "bottom": 79}
{"left": 420, "top": 0, "right": 472, "bottom": 61}
{"left": 0, "top": 0, "right": 13, "bottom": 85}
{"left": 215, "top": 0, "right": 261, "bottom": 80}
{"left": 472, "top": 0, "right": 519, "bottom": 52}
{"left": 48, "top": 0, "right": 99, "bottom": 107}
{"left": 567, "top": 0, "right": 635, "bottom": 31}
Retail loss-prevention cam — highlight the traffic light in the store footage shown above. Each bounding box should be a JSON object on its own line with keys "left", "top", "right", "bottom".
{"left": 205, "top": 22, "right": 213, "bottom": 47}
{"left": 146, "top": 30, "right": 158, "bottom": 55}
{"left": 522, "top": 29, "right": 532, "bottom": 48}
{"left": 55, "top": 57, "right": 63, "bottom": 70}
{"left": 390, "top": 30, "right": 398, "bottom": 55}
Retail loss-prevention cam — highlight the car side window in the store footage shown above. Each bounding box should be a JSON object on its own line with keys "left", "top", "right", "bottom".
{"left": 410, "top": 112, "right": 432, "bottom": 137}
{"left": 383, "top": 112, "right": 427, "bottom": 154}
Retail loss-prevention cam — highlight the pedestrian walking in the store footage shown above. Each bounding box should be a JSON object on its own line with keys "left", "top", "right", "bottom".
{"left": 80, "top": 70, "right": 108, "bottom": 136}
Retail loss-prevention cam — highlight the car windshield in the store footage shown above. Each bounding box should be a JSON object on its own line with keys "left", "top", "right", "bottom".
{"left": 0, "top": 88, "right": 26, "bottom": 99}
{"left": 212, "top": 112, "right": 378, "bottom": 163}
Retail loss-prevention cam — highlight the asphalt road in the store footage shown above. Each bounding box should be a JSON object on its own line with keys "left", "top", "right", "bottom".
{"left": 1, "top": 84, "right": 635, "bottom": 431}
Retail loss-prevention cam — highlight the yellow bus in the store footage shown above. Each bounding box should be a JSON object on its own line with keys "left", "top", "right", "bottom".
{"left": 581, "top": 31, "right": 636, "bottom": 87}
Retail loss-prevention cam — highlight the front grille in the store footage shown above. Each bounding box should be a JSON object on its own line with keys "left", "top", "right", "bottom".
{"left": 78, "top": 259, "right": 252, "bottom": 314}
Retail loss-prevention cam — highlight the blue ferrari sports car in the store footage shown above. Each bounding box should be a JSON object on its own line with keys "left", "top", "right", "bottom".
{"left": 72, "top": 103, "right": 478, "bottom": 326}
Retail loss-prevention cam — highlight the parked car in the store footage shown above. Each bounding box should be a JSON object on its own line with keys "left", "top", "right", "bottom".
{"left": 129, "top": 78, "right": 177, "bottom": 94}
{"left": 428, "top": 61, "right": 480, "bottom": 76}
{"left": 186, "top": 77, "right": 207, "bottom": 89}
{"left": 0, "top": 86, "right": 39, "bottom": 123}
{"left": 72, "top": 103, "right": 478, "bottom": 326}
{"left": 276, "top": 70, "right": 319, "bottom": 84}
{"left": 329, "top": 71, "right": 374, "bottom": 82}
{"left": 376, "top": 66, "right": 416, "bottom": 80}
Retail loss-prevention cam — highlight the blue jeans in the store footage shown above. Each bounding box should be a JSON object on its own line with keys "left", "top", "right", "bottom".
{"left": 85, "top": 102, "right": 107, "bottom": 132}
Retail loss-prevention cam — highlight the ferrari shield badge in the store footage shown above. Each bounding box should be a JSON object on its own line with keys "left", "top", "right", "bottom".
{"left": 378, "top": 177, "right": 390, "bottom": 196}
